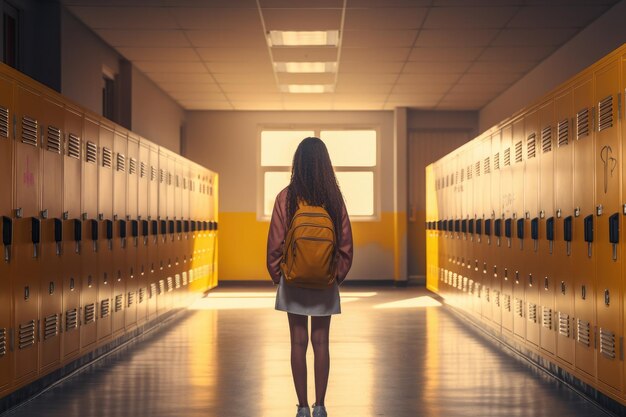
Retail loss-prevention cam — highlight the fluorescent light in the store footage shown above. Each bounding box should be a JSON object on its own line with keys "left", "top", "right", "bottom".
{"left": 282, "top": 84, "right": 335, "bottom": 93}
{"left": 274, "top": 62, "right": 337, "bottom": 73}
{"left": 268, "top": 30, "right": 339, "bottom": 47}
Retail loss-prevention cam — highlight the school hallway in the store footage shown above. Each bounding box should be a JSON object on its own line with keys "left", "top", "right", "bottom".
{"left": 2, "top": 286, "right": 609, "bottom": 417}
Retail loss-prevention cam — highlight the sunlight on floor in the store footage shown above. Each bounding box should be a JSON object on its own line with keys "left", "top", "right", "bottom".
{"left": 373, "top": 296, "right": 442, "bottom": 309}
{"left": 190, "top": 291, "right": 377, "bottom": 310}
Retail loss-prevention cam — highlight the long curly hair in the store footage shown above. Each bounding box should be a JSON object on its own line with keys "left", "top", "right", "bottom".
{"left": 286, "top": 137, "right": 344, "bottom": 243}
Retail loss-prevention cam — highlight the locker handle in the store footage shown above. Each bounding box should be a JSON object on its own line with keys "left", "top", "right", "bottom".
{"left": 131, "top": 220, "right": 138, "bottom": 238}
{"left": 468, "top": 219, "right": 474, "bottom": 234}
{"left": 584, "top": 215, "right": 594, "bottom": 243}
{"left": 516, "top": 218, "right": 524, "bottom": 239}
{"left": 461, "top": 219, "right": 467, "bottom": 234}
{"left": 531, "top": 218, "right": 539, "bottom": 240}
{"left": 191, "top": 220, "right": 197, "bottom": 232}
{"left": 214, "top": 221, "right": 219, "bottom": 231}
{"left": 546, "top": 217, "right": 555, "bottom": 241}
{"left": 151, "top": 220, "right": 158, "bottom": 235}
{"left": 492, "top": 219, "right": 499, "bottom": 237}
{"left": 563, "top": 216, "right": 573, "bottom": 242}
{"left": 54, "top": 218, "right": 63, "bottom": 243}
{"left": 609, "top": 213, "right": 619, "bottom": 244}
{"left": 31, "top": 217, "right": 41, "bottom": 244}
{"left": 209, "top": 221, "right": 215, "bottom": 231}
{"left": 476, "top": 219, "right": 482, "bottom": 235}
{"left": 142, "top": 220, "right": 149, "bottom": 237}
{"left": 169, "top": 220, "right": 175, "bottom": 234}
{"left": 184, "top": 220, "right": 190, "bottom": 233}
{"left": 454, "top": 219, "right": 460, "bottom": 233}
{"left": 176, "top": 220, "right": 182, "bottom": 234}
{"left": 119, "top": 220, "right": 127, "bottom": 239}
{"left": 2, "top": 216, "right": 12, "bottom": 246}
{"left": 73, "top": 219, "right": 82, "bottom": 242}
{"left": 105, "top": 220, "right": 113, "bottom": 240}
{"left": 504, "top": 218, "right": 512, "bottom": 239}
{"left": 160, "top": 220, "right": 166, "bottom": 235}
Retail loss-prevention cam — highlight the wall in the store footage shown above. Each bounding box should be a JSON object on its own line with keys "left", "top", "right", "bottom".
{"left": 184, "top": 110, "right": 401, "bottom": 281}
{"left": 480, "top": 0, "right": 626, "bottom": 132}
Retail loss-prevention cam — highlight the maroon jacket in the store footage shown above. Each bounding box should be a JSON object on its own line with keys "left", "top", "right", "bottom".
{"left": 266, "top": 188, "right": 354, "bottom": 284}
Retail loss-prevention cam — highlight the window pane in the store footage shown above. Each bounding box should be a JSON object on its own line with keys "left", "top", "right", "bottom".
{"left": 261, "top": 131, "right": 314, "bottom": 166}
{"left": 264, "top": 171, "right": 291, "bottom": 216}
{"left": 320, "top": 130, "right": 376, "bottom": 167}
{"left": 336, "top": 171, "right": 374, "bottom": 216}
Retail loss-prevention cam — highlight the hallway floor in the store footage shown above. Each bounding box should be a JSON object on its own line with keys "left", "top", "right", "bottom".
{"left": 3, "top": 286, "right": 611, "bottom": 417}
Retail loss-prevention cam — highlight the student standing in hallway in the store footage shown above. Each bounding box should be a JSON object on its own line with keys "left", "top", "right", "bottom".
{"left": 267, "top": 137, "right": 353, "bottom": 417}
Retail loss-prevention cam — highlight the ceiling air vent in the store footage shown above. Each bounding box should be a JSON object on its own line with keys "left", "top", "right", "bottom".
{"left": 86, "top": 141, "right": 97, "bottom": 163}
{"left": 484, "top": 157, "right": 490, "bottom": 174}
{"left": 116, "top": 153, "right": 125, "bottom": 172}
{"left": 598, "top": 95, "right": 613, "bottom": 131}
{"left": 541, "top": 126, "right": 552, "bottom": 153}
{"left": 0, "top": 106, "right": 9, "bottom": 138}
{"left": 514, "top": 141, "right": 522, "bottom": 163}
{"left": 557, "top": 119, "right": 569, "bottom": 147}
{"left": 21, "top": 116, "right": 38, "bottom": 146}
{"left": 527, "top": 133, "right": 536, "bottom": 159}
{"left": 102, "top": 147, "right": 112, "bottom": 168}
{"left": 576, "top": 108, "right": 589, "bottom": 139}
{"left": 46, "top": 126, "right": 62, "bottom": 154}
{"left": 67, "top": 134, "right": 81, "bottom": 159}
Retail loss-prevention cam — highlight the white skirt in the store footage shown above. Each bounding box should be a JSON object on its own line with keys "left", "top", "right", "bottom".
{"left": 275, "top": 275, "right": 341, "bottom": 316}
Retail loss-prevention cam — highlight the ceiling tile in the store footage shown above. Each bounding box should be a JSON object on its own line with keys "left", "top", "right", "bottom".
{"left": 346, "top": 0, "right": 432, "bottom": 7}
{"left": 436, "top": 99, "right": 489, "bottom": 110}
{"left": 186, "top": 30, "right": 267, "bottom": 48}
{"left": 271, "top": 47, "right": 338, "bottom": 62}
{"left": 95, "top": 29, "right": 189, "bottom": 47}
{"left": 225, "top": 93, "right": 283, "bottom": 101}
{"left": 232, "top": 102, "right": 285, "bottom": 110}
{"left": 148, "top": 73, "right": 217, "bottom": 84}
{"left": 457, "top": 72, "right": 524, "bottom": 85}
{"left": 332, "top": 93, "right": 389, "bottom": 101}
{"left": 392, "top": 83, "right": 452, "bottom": 94}
{"left": 197, "top": 48, "right": 270, "bottom": 61}
{"left": 448, "top": 83, "right": 509, "bottom": 95}
{"left": 117, "top": 47, "right": 199, "bottom": 61}
{"left": 260, "top": 0, "right": 343, "bottom": 7}
{"left": 206, "top": 61, "right": 274, "bottom": 74}
{"left": 508, "top": 5, "right": 612, "bottom": 28}
{"left": 333, "top": 102, "right": 383, "bottom": 110}
{"left": 276, "top": 73, "right": 336, "bottom": 84}
{"left": 402, "top": 61, "right": 470, "bottom": 74}
{"left": 334, "top": 84, "right": 393, "bottom": 94}
{"left": 180, "top": 100, "right": 234, "bottom": 110}
{"left": 478, "top": 46, "right": 554, "bottom": 62}
{"left": 341, "top": 47, "right": 410, "bottom": 62}
{"left": 212, "top": 73, "right": 277, "bottom": 84}
{"left": 415, "top": 29, "right": 498, "bottom": 47}
{"left": 387, "top": 93, "right": 444, "bottom": 103}
{"left": 467, "top": 60, "right": 537, "bottom": 74}
{"left": 159, "top": 82, "right": 221, "bottom": 92}
{"left": 68, "top": 6, "right": 177, "bottom": 29}
{"left": 336, "top": 73, "right": 399, "bottom": 84}
{"left": 171, "top": 8, "right": 261, "bottom": 30}
{"left": 409, "top": 47, "right": 483, "bottom": 62}
{"left": 219, "top": 83, "right": 280, "bottom": 93}
{"left": 134, "top": 61, "right": 208, "bottom": 73}
{"left": 344, "top": 8, "right": 428, "bottom": 30}
{"left": 262, "top": 9, "right": 342, "bottom": 31}
{"left": 339, "top": 61, "right": 405, "bottom": 73}
{"left": 423, "top": 6, "right": 517, "bottom": 29}
{"left": 168, "top": 91, "right": 227, "bottom": 101}
{"left": 65, "top": 0, "right": 258, "bottom": 7}
{"left": 342, "top": 30, "right": 417, "bottom": 48}
{"left": 491, "top": 28, "right": 579, "bottom": 46}
{"left": 433, "top": 0, "right": 523, "bottom": 4}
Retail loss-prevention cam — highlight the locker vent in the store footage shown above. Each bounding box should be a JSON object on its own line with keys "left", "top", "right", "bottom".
{"left": 494, "top": 291, "right": 501, "bottom": 307}
{"left": 101, "top": 299, "right": 110, "bottom": 318}
{"left": 504, "top": 295, "right": 511, "bottom": 312}
{"left": 140, "top": 162, "right": 146, "bottom": 178}
{"left": 86, "top": 141, "right": 97, "bottom": 163}
{"left": 68, "top": 134, "right": 81, "bottom": 159}
{"left": 46, "top": 126, "right": 62, "bottom": 153}
{"left": 18, "top": 320, "right": 35, "bottom": 349}
{"left": 84, "top": 303, "right": 95, "bottom": 324}
{"left": 167, "top": 276, "right": 174, "bottom": 292}
{"left": 598, "top": 95, "right": 613, "bottom": 131}
{"left": 542, "top": 307, "right": 552, "bottom": 329}
{"left": 21, "top": 116, "right": 38, "bottom": 146}
{"left": 484, "top": 287, "right": 490, "bottom": 302}
{"left": 176, "top": 175, "right": 180, "bottom": 188}
{"left": 463, "top": 277, "right": 468, "bottom": 292}
{"left": 541, "top": 126, "right": 552, "bottom": 153}
{"left": 557, "top": 119, "right": 569, "bottom": 147}
{"left": 150, "top": 283, "right": 157, "bottom": 298}
{"left": 182, "top": 272, "right": 188, "bottom": 286}
{"left": 527, "top": 134, "right": 536, "bottom": 159}
{"left": 102, "top": 147, "right": 112, "bottom": 168}
{"left": 139, "top": 287, "right": 145, "bottom": 303}
{"left": 183, "top": 178, "right": 187, "bottom": 190}
{"left": 129, "top": 158, "right": 137, "bottom": 175}
{"left": 474, "top": 282, "right": 480, "bottom": 296}
{"left": 115, "top": 294, "right": 123, "bottom": 312}
{"left": 175, "top": 274, "right": 181, "bottom": 289}
{"left": 558, "top": 313, "right": 570, "bottom": 337}
{"left": 0, "top": 328, "right": 5, "bottom": 356}
{"left": 127, "top": 291, "right": 135, "bottom": 307}
{"left": 494, "top": 152, "right": 500, "bottom": 170}
{"left": 600, "top": 328, "right": 616, "bottom": 359}
{"left": 467, "top": 165, "right": 472, "bottom": 180}
{"left": 514, "top": 141, "right": 522, "bottom": 163}
{"left": 0, "top": 106, "right": 8, "bottom": 138}
{"left": 460, "top": 168, "right": 464, "bottom": 182}
{"left": 43, "top": 314, "right": 59, "bottom": 340}
{"left": 116, "top": 153, "right": 125, "bottom": 172}
{"left": 515, "top": 298, "right": 523, "bottom": 318}
{"left": 576, "top": 320, "right": 590, "bottom": 347}
{"left": 167, "top": 172, "right": 173, "bottom": 185}
{"left": 484, "top": 157, "right": 491, "bottom": 174}
{"left": 576, "top": 108, "right": 589, "bottom": 139}
{"left": 475, "top": 161, "right": 480, "bottom": 177}
{"left": 158, "top": 280, "right": 165, "bottom": 294}
{"left": 504, "top": 147, "right": 511, "bottom": 166}
{"left": 528, "top": 303, "right": 538, "bottom": 323}
{"left": 65, "top": 308, "right": 78, "bottom": 331}
{"left": 159, "top": 169, "right": 165, "bottom": 183}
{"left": 151, "top": 166, "right": 157, "bottom": 181}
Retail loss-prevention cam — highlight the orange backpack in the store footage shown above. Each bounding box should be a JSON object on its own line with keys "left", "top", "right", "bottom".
{"left": 280, "top": 204, "right": 337, "bottom": 289}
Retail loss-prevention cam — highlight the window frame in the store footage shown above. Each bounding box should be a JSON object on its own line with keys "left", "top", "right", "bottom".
{"left": 257, "top": 125, "right": 381, "bottom": 222}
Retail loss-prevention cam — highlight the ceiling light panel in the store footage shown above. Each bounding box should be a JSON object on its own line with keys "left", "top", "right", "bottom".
{"left": 268, "top": 30, "right": 339, "bottom": 46}
{"left": 271, "top": 47, "right": 338, "bottom": 62}
{"left": 282, "top": 84, "right": 334, "bottom": 93}
{"left": 274, "top": 62, "right": 337, "bottom": 73}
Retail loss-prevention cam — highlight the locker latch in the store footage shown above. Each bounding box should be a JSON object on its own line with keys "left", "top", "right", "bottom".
{"left": 609, "top": 213, "right": 619, "bottom": 261}
{"left": 546, "top": 217, "right": 555, "bottom": 254}
{"left": 493, "top": 219, "right": 500, "bottom": 247}
{"left": 485, "top": 219, "right": 491, "bottom": 245}
{"left": 528, "top": 274, "right": 533, "bottom": 287}
{"left": 31, "top": 217, "right": 41, "bottom": 258}
{"left": 2, "top": 216, "right": 12, "bottom": 262}
{"left": 105, "top": 220, "right": 113, "bottom": 251}
{"left": 119, "top": 219, "right": 127, "bottom": 249}
{"left": 584, "top": 215, "right": 593, "bottom": 258}
{"left": 54, "top": 218, "right": 63, "bottom": 256}
{"left": 544, "top": 276, "right": 549, "bottom": 291}
{"left": 504, "top": 218, "right": 512, "bottom": 248}
{"left": 561, "top": 281, "right": 566, "bottom": 295}
{"left": 90, "top": 219, "right": 99, "bottom": 252}
{"left": 131, "top": 220, "right": 139, "bottom": 247}
{"left": 142, "top": 220, "right": 149, "bottom": 246}
{"left": 73, "top": 219, "right": 82, "bottom": 254}
{"left": 604, "top": 289, "right": 610, "bottom": 306}
{"left": 531, "top": 217, "right": 539, "bottom": 252}
{"left": 516, "top": 218, "right": 524, "bottom": 250}
{"left": 564, "top": 216, "right": 573, "bottom": 256}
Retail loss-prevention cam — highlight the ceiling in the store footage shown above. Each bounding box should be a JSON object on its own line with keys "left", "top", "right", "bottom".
{"left": 63, "top": 0, "right": 619, "bottom": 111}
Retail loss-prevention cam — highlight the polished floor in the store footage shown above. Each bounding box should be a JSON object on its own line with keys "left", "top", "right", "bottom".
{"left": 4, "top": 286, "right": 611, "bottom": 417}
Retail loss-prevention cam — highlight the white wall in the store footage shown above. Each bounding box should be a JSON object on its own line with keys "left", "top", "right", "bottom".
{"left": 480, "top": 0, "right": 626, "bottom": 132}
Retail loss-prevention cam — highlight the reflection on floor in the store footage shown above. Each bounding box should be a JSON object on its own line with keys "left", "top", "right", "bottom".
{"left": 4, "top": 286, "right": 610, "bottom": 417}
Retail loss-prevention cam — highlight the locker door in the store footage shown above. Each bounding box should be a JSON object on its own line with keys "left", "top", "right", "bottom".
{"left": 594, "top": 60, "right": 622, "bottom": 393}
{"left": 80, "top": 119, "right": 99, "bottom": 351}
{"left": 111, "top": 131, "right": 127, "bottom": 335}
{"left": 572, "top": 76, "right": 596, "bottom": 378}
{"left": 484, "top": 136, "right": 501, "bottom": 328}
{"left": 13, "top": 84, "right": 43, "bottom": 384}
{"left": 622, "top": 53, "right": 626, "bottom": 398}
{"left": 62, "top": 106, "right": 83, "bottom": 362}
{"left": 211, "top": 173, "right": 219, "bottom": 288}
{"left": 0, "top": 74, "right": 13, "bottom": 218}
{"left": 554, "top": 89, "right": 575, "bottom": 366}
{"left": 136, "top": 142, "right": 149, "bottom": 325}
{"left": 147, "top": 144, "right": 159, "bottom": 320}
{"left": 125, "top": 135, "right": 139, "bottom": 329}
{"left": 41, "top": 97, "right": 64, "bottom": 219}
{"left": 498, "top": 127, "right": 514, "bottom": 334}
{"left": 538, "top": 100, "right": 556, "bottom": 355}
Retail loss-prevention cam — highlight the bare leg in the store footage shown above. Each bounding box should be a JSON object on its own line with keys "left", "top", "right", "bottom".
{"left": 311, "top": 315, "right": 331, "bottom": 406}
{"left": 288, "top": 313, "right": 309, "bottom": 407}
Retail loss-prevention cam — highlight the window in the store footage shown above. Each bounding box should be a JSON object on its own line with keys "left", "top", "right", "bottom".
{"left": 260, "top": 128, "right": 378, "bottom": 219}
{"left": 102, "top": 73, "right": 116, "bottom": 122}
{"left": 2, "top": 2, "right": 18, "bottom": 69}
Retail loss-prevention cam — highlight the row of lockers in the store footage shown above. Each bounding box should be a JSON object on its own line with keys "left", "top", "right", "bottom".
{"left": 426, "top": 44, "right": 626, "bottom": 407}
{"left": 0, "top": 62, "right": 219, "bottom": 406}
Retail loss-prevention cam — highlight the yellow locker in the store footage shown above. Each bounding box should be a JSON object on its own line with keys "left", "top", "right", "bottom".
{"left": 499, "top": 125, "right": 514, "bottom": 335}
{"left": 136, "top": 142, "right": 149, "bottom": 325}
{"left": 621, "top": 52, "right": 626, "bottom": 399}
{"left": 111, "top": 131, "right": 127, "bottom": 336}
{"left": 489, "top": 133, "right": 502, "bottom": 328}
{"left": 0, "top": 74, "right": 12, "bottom": 218}
{"left": 125, "top": 135, "right": 139, "bottom": 330}
{"left": 594, "top": 59, "right": 622, "bottom": 393}
{"left": 41, "top": 96, "right": 64, "bottom": 218}
{"left": 538, "top": 100, "right": 557, "bottom": 355}
{"left": 554, "top": 88, "right": 575, "bottom": 366}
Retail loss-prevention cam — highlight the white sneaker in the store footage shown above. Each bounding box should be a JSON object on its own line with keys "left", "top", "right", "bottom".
{"left": 312, "top": 404, "right": 327, "bottom": 417}
{"left": 296, "top": 405, "right": 311, "bottom": 417}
